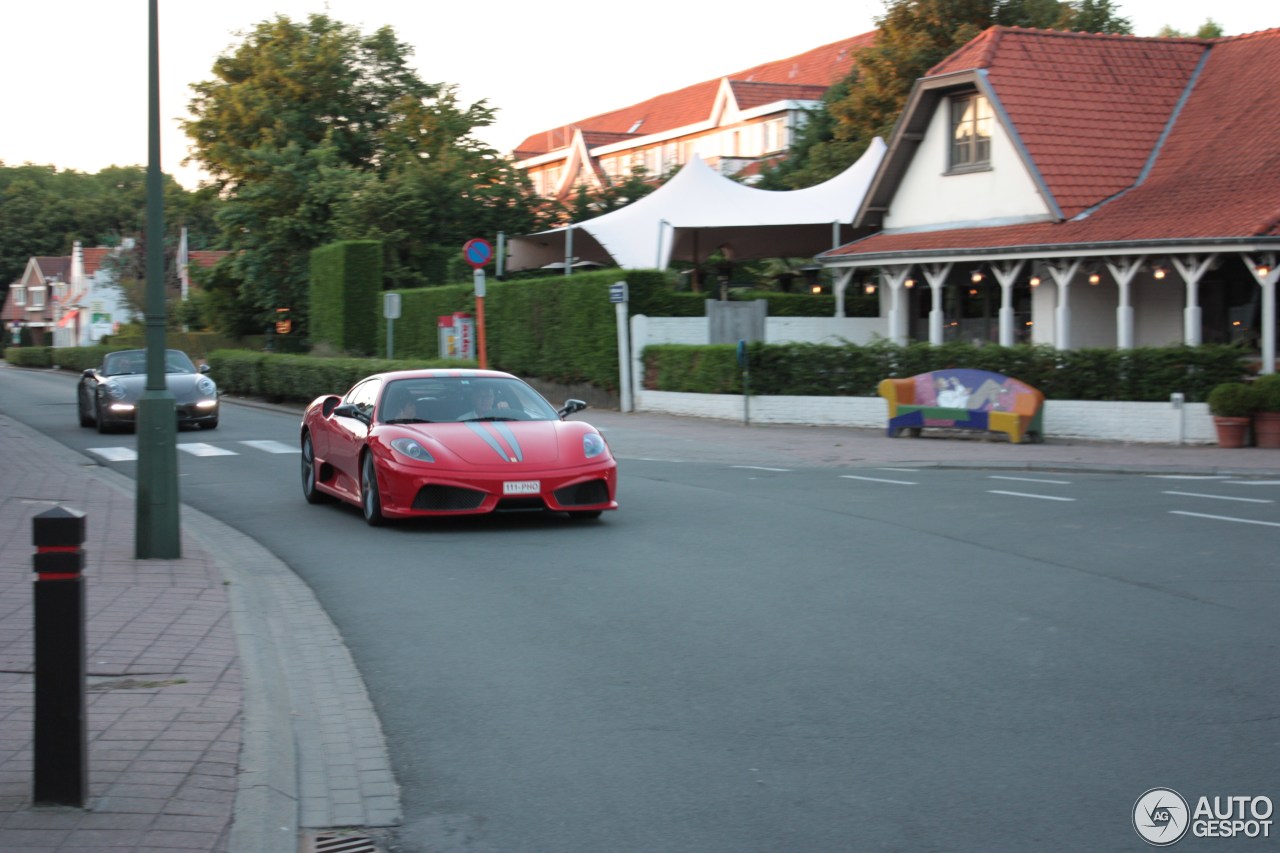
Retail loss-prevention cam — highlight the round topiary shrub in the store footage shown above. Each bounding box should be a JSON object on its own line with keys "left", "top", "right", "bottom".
{"left": 1251, "top": 373, "right": 1280, "bottom": 413}
{"left": 1207, "top": 382, "right": 1260, "bottom": 418}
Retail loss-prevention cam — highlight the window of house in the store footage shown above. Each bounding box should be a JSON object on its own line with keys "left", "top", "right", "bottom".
{"left": 762, "top": 118, "right": 787, "bottom": 153}
{"left": 13, "top": 286, "right": 25, "bottom": 306}
{"left": 30, "top": 288, "right": 46, "bottom": 309}
{"left": 644, "top": 147, "right": 660, "bottom": 177}
{"left": 662, "top": 143, "right": 678, "bottom": 173}
{"left": 949, "top": 94, "right": 992, "bottom": 172}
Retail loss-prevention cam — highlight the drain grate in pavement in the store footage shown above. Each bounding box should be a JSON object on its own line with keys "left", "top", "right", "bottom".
{"left": 302, "top": 830, "right": 381, "bottom": 853}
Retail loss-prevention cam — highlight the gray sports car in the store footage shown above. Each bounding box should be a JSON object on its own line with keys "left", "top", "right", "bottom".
{"left": 77, "top": 348, "right": 219, "bottom": 433}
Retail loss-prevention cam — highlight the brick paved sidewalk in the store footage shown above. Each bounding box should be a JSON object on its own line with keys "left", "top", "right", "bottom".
{"left": 0, "top": 418, "right": 240, "bottom": 852}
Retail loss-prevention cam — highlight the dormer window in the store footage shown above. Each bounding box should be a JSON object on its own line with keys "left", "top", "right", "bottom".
{"left": 949, "top": 94, "right": 992, "bottom": 173}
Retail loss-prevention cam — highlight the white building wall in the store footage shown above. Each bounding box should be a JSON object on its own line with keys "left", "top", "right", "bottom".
{"left": 1071, "top": 279, "right": 1119, "bottom": 348}
{"left": 1031, "top": 284, "right": 1057, "bottom": 345}
{"left": 628, "top": 312, "right": 1217, "bottom": 443}
{"left": 1134, "top": 276, "right": 1186, "bottom": 346}
{"left": 885, "top": 103, "right": 1051, "bottom": 230}
{"left": 633, "top": 390, "right": 1217, "bottom": 445}
{"left": 764, "top": 317, "right": 885, "bottom": 345}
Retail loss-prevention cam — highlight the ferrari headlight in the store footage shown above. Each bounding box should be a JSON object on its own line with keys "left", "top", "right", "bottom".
{"left": 583, "top": 432, "right": 607, "bottom": 459}
{"left": 390, "top": 437, "right": 435, "bottom": 463}
{"left": 196, "top": 376, "right": 216, "bottom": 396}
{"left": 104, "top": 380, "right": 126, "bottom": 400}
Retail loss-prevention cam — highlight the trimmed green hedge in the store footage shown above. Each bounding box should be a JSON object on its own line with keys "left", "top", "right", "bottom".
{"left": 309, "top": 240, "right": 383, "bottom": 355}
{"left": 206, "top": 349, "right": 476, "bottom": 404}
{"left": 372, "top": 269, "right": 684, "bottom": 391}
{"left": 642, "top": 341, "right": 1249, "bottom": 402}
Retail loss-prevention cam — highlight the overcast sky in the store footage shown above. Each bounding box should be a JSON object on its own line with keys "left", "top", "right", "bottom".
{"left": 1, "top": 1, "right": 1272, "bottom": 189}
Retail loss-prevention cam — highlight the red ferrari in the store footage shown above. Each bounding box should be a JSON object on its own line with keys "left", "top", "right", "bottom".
{"left": 300, "top": 369, "right": 618, "bottom": 525}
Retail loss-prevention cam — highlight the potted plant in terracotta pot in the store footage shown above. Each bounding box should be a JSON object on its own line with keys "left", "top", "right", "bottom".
{"left": 1207, "top": 382, "right": 1257, "bottom": 448}
{"left": 1251, "top": 374, "right": 1280, "bottom": 449}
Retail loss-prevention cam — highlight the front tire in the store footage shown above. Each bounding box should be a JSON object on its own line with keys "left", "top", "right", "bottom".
{"left": 78, "top": 387, "right": 94, "bottom": 427}
{"left": 95, "top": 400, "right": 111, "bottom": 434}
{"left": 301, "top": 433, "right": 329, "bottom": 504}
{"left": 361, "top": 453, "right": 385, "bottom": 526}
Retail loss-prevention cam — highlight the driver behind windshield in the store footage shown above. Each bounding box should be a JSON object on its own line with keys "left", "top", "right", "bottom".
{"left": 457, "top": 383, "right": 500, "bottom": 421}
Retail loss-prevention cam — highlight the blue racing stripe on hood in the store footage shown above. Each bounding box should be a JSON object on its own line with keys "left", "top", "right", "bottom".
{"left": 492, "top": 422, "right": 523, "bottom": 462}
{"left": 465, "top": 422, "right": 513, "bottom": 461}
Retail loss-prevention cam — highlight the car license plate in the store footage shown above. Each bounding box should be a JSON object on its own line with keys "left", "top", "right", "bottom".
{"left": 503, "top": 480, "right": 541, "bottom": 495}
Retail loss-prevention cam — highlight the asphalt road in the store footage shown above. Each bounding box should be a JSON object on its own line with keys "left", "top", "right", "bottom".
{"left": 3, "top": 366, "right": 1277, "bottom": 852}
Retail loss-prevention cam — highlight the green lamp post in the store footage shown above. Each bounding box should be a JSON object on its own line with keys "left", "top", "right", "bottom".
{"left": 135, "top": 0, "right": 180, "bottom": 558}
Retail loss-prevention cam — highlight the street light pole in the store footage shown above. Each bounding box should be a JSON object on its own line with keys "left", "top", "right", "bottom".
{"left": 135, "top": 0, "right": 180, "bottom": 558}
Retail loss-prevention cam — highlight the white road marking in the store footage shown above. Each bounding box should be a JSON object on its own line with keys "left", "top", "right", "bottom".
{"left": 732, "top": 465, "right": 791, "bottom": 472}
{"left": 1170, "top": 510, "right": 1280, "bottom": 528}
{"left": 841, "top": 475, "right": 917, "bottom": 485}
{"left": 1163, "top": 490, "right": 1273, "bottom": 504}
{"left": 177, "top": 442, "right": 238, "bottom": 457}
{"left": 87, "top": 447, "right": 137, "bottom": 462}
{"left": 989, "top": 475, "right": 1071, "bottom": 484}
{"left": 1228, "top": 480, "right": 1280, "bottom": 486}
{"left": 987, "top": 490, "right": 1076, "bottom": 501}
{"left": 1148, "top": 474, "right": 1232, "bottom": 480}
{"left": 240, "top": 440, "right": 300, "bottom": 454}
{"left": 876, "top": 467, "right": 920, "bottom": 472}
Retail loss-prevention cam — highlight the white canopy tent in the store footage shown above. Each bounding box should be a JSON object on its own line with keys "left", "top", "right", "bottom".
{"left": 505, "top": 138, "right": 887, "bottom": 273}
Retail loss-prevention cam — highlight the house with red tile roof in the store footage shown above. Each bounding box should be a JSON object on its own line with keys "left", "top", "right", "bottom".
{"left": 3, "top": 237, "right": 233, "bottom": 347}
{"left": 816, "top": 26, "right": 1280, "bottom": 373}
{"left": 514, "top": 33, "right": 876, "bottom": 202}
{"left": 2, "top": 256, "right": 70, "bottom": 346}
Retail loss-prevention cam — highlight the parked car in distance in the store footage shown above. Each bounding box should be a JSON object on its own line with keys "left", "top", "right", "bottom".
{"left": 77, "top": 348, "right": 219, "bottom": 433}
{"left": 300, "top": 368, "right": 618, "bottom": 526}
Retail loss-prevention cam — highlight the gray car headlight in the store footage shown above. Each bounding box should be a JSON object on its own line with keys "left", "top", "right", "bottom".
{"left": 196, "top": 376, "right": 216, "bottom": 396}
{"left": 105, "top": 380, "right": 126, "bottom": 400}
{"left": 390, "top": 438, "right": 435, "bottom": 463}
{"left": 583, "top": 432, "right": 607, "bottom": 459}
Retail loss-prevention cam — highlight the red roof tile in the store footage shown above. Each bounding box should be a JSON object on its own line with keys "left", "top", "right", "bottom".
{"left": 514, "top": 33, "right": 875, "bottom": 157}
{"left": 189, "top": 250, "right": 231, "bottom": 269}
{"left": 832, "top": 27, "right": 1280, "bottom": 259}
{"left": 83, "top": 247, "right": 111, "bottom": 276}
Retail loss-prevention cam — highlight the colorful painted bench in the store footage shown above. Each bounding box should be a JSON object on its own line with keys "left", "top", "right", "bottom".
{"left": 877, "top": 369, "right": 1045, "bottom": 444}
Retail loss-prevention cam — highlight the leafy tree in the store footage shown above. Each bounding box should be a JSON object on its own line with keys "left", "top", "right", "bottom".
{"left": 1067, "top": 0, "right": 1131, "bottom": 34}
{"left": 331, "top": 86, "right": 549, "bottom": 288}
{"left": 183, "top": 13, "right": 545, "bottom": 332}
{"left": 0, "top": 163, "right": 216, "bottom": 310}
{"left": 1156, "top": 19, "right": 1224, "bottom": 38}
{"left": 563, "top": 165, "right": 663, "bottom": 224}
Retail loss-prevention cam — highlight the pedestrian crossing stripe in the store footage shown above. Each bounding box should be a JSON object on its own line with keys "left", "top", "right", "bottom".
{"left": 87, "top": 439, "right": 300, "bottom": 462}
{"left": 180, "top": 442, "right": 238, "bottom": 457}
{"left": 87, "top": 446, "right": 138, "bottom": 462}
{"left": 239, "top": 440, "right": 300, "bottom": 454}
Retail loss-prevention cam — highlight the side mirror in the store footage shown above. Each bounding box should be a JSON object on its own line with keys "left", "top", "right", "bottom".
{"left": 558, "top": 399, "right": 588, "bottom": 418}
{"left": 331, "top": 403, "right": 368, "bottom": 423}
{"left": 321, "top": 396, "right": 342, "bottom": 417}
{"left": 82, "top": 368, "right": 95, "bottom": 378}
{"left": 198, "top": 364, "right": 211, "bottom": 374}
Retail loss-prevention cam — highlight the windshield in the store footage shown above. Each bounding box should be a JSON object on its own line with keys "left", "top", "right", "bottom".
{"left": 103, "top": 349, "right": 197, "bottom": 376}
{"left": 378, "top": 377, "right": 560, "bottom": 424}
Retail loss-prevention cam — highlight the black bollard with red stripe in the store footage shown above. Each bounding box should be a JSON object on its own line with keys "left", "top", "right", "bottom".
{"left": 32, "top": 505, "right": 87, "bottom": 807}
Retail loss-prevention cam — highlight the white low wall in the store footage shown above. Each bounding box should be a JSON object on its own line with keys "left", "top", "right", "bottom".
{"left": 628, "top": 313, "right": 1218, "bottom": 444}
{"left": 633, "top": 390, "right": 1217, "bottom": 445}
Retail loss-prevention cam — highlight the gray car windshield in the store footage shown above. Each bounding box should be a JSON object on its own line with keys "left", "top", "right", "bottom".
{"left": 103, "top": 350, "right": 197, "bottom": 376}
